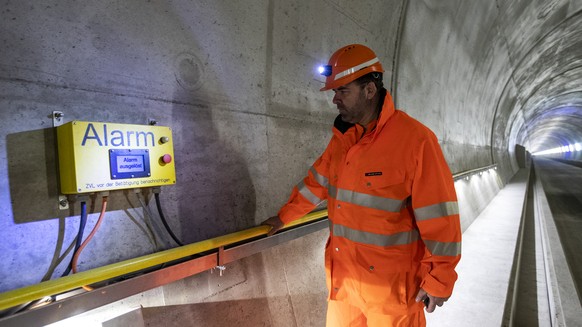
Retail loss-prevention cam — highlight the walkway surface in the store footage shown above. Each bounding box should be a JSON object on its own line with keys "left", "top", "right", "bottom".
{"left": 535, "top": 158, "right": 582, "bottom": 298}
{"left": 533, "top": 158, "right": 582, "bottom": 326}
{"left": 426, "top": 169, "right": 529, "bottom": 326}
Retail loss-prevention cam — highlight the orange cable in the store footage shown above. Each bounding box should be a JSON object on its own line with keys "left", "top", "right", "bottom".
{"left": 72, "top": 196, "right": 108, "bottom": 291}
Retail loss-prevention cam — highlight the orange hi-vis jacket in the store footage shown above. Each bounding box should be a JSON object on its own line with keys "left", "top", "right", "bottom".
{"left": 278, "top": 89, "right": 461, "bottom": 316}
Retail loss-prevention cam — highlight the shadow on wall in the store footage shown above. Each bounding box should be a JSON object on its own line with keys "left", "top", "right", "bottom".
{"left": 6, "top": 127, "right": 68, "bottom": 223}
{"left": 169, "top": 87, "right": 257, "bottom": 243}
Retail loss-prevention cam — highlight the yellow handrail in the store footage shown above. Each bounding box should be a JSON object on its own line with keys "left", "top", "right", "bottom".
{"left": 0, "top": 210, "right": 328, "bottom": 311}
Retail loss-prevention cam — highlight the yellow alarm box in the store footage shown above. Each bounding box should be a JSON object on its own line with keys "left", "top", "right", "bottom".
{"left": 56, "top": 121, "right": 176, "bottom": 194}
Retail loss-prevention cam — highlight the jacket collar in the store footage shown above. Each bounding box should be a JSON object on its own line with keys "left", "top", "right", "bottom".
{"left": 333, "top": 88, "right": 395, "bottom": 136}
{"left": 375, "top": 88, "right": 396, "bottom": 135}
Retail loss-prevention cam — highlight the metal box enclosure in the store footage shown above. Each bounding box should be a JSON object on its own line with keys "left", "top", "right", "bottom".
{"left": 56, "top": 121, "right": 176, "bottom": 194}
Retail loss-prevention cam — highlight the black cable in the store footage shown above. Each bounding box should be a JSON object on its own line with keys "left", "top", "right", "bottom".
{"left": 154, "top": 192, "right": 184, "bottom": 246}
{"left": 136, "top": 192, "right": 161, "bottom": 251}
{"left": 61, "top": 201, "right": 88, "bottom": 277}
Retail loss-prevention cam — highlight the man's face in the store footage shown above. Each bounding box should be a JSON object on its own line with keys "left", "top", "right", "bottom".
{"left": 332, "top": 81, "right": 368, "bottom": 124}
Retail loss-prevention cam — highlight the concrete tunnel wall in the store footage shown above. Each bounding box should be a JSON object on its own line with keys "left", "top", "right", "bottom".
{"left": 1, "top": 0, "right": 581, "bottom": 325}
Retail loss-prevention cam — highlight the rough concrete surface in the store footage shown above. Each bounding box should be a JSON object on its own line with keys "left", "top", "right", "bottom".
{"left": 1, "top": 0, "right": 582, "bottom": 326}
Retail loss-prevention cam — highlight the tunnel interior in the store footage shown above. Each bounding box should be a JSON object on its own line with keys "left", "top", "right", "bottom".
{"left": 504, "top": 9, "right": 582, "bottom": 158}
{"left": 1, "top": 0, "right": 582, "bottom": 326}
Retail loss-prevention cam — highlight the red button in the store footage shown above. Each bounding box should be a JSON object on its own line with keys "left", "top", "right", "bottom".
{"left": 162, "top": 154, "right": 172, "bottom": 163}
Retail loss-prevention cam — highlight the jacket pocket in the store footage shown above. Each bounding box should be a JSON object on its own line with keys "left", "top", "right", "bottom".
{"left": 355, "top": 243, "right": 411, "bottom": 274}
{"left": 355, "top": 243, "right": 411, "bottom": 310}
{"left": 361, "top": 172, "right": 408, "bottom": 200}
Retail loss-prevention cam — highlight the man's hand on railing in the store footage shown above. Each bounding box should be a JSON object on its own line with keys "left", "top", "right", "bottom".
{"left": 261, "top": 215, "right": 284, "bottom": 236}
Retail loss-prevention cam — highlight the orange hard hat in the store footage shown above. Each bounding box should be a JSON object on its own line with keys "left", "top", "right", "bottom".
{"left": 319, "top": 44, "right": 384, "bottom": 91}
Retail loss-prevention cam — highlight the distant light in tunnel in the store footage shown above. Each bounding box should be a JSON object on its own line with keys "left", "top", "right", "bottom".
{"left": 533, "top": 142, "right": 581, "bottom": 156}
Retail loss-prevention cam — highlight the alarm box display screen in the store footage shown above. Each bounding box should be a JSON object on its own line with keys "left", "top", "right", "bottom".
{"left": 109, "top": 149, "right": 151, "bottom": 179}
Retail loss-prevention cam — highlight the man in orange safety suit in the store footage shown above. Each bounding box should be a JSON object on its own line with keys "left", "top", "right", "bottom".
{"left": 262, "top": 44, "right": 461, "bottom": 326}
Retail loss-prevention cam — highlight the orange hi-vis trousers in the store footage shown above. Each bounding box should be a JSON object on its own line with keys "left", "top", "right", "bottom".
{"left": 326, "top": 300, "right": 426, "bottom": 327}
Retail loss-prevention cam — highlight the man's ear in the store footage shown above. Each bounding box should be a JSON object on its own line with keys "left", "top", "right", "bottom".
{"left": 364, "top": 82, "right": 377, "bottom": 100}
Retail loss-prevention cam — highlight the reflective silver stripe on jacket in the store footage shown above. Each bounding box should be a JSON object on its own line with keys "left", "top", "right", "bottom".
{"left": 414, "top": 201, "right": 459, "bottom": 221}
{"left": 310, "top": 166, "right": 329, "bottom": 188}
{"left": 295, "top": 166, "right": 329, "bottom": 206}
{"left": 333, "top": 224, "right": 419, "bottom": 247}
{"left": 424, "top": 240, "right": 462, "bottom": 256}
{"left": 297, "top": 180, "right": 324, "bottom": 205}
{"left": 328, "top": 185, "right": 405, "bottom": 212}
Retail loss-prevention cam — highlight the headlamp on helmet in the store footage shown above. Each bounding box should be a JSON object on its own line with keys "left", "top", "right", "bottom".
{"left": 318, "top": 65, "right": 333, "bottom": 77}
